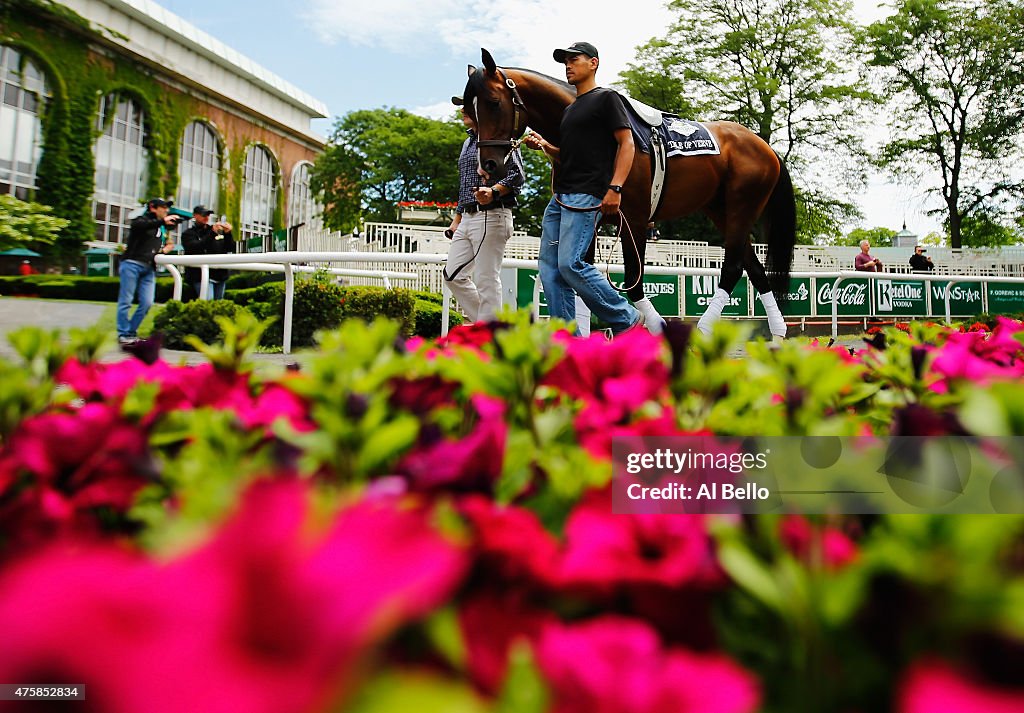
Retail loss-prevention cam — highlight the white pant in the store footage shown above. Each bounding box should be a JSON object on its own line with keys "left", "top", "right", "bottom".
{"left": 444, "top": 208, "right": 513, "bottom": 323}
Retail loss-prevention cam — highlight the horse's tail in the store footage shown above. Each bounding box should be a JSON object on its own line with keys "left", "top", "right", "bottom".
{"left": 765, "top": 154, "right": 797, "bottom": 300}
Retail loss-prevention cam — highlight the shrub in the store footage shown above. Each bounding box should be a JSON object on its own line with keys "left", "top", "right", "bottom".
{"left": 225, "top": 272, "right": 284, "bottom": 290}
{"left": 35, "top": 280, "right": 76, "bottom": 299}
{"left": 339, "top": 287, "right": 417, "bottom": 337}
{"left": 151, "top": 300, "right": 253, "bottom": 350}
{"left": 413, "top": 299, "right": 463, "bottom": 337}
{"left": 0, "top": 275, "right": 176, "bottom": 302}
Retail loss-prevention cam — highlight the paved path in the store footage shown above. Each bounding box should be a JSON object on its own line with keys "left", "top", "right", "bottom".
{"left": 0, "top": 297, "right": 296, "bottom": 368}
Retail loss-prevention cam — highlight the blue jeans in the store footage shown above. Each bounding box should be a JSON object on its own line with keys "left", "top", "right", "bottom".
{"left": 117, "top": 260, "right": 156, "bottom": 338}
{"left": 539, "top": 194, "right": 639, "bottom": 334}
{"left": 192, "top": 280, "right": 226, "bottom": 300}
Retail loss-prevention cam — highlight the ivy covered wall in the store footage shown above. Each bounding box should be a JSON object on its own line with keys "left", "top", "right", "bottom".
{"left": 0, "top": 0, "right": 320, "bottom": 257}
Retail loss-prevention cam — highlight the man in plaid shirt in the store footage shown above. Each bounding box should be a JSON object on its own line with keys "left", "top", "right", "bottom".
{"left": 444, "top": 96, "right": 524, "bottom": 323}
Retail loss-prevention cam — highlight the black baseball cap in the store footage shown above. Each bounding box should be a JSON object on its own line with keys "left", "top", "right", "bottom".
{"left": 192, "top": 204, "right": 215, "bottom": 216}
{"left": 451, "top": 95, "right": 464, "bottom": 106}
{"left": 148, "top": 198, "right": 173, "bottom": 208}
{"left": 553, "top": 42, "right": 599, "bottom": 63}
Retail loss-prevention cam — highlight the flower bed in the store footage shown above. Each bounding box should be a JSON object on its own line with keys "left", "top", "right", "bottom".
{"left": 0, "top": 314, "right": 1022, "bottom": 712}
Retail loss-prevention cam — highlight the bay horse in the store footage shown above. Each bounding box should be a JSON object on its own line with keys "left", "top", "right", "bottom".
{"left": 462, "top": 49, "right": 796, "bottom": 338}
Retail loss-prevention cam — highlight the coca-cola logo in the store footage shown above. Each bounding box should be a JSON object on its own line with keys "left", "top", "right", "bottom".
{"left": 817, "top": 283, "right": 867, "bottom": 305}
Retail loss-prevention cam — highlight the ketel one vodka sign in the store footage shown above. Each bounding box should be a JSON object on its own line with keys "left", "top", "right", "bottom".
{"left": 875, "top": 279, "right": 926, "bottom": 316}
{"left": 815, "top": 279, "right": 869, "bottom": 316}
{"left": 685, "top": 275, "right": 748, "bottom": 317}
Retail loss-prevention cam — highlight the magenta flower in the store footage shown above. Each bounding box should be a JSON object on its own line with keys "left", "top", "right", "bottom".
{"left": 931, "top": 321, "right": 1024, "bottom": 386}
{"left": 388, "top": 374, "right": 460, "bottom": 416}
{"left": 0, "top": 403, "right": 153, "bottom": 553}
{"left": 559, "top": 489, "right": 721, "bottom": 592}
{"left": 543, "top": 329, "right": 668, "bottom": 413}
{"left": 0, "top": 479, "right": 467, "bottom": 713}
{"left": 898, "top": 659, "right": 1024, "bottom": 713}
{"left": 778, "top": 515, "right": 859, "bottom": 570}
{"left": 460, "top": 495, "right": 562, "bottom": 588}
{"left": 535, "top": 616, "right": 760, "bottom": 713}
{"left": 237, "top": 382, "right": 316, "bottom": 433}
{"left": 396, "top": 395, "right": 507, "bottom": 493}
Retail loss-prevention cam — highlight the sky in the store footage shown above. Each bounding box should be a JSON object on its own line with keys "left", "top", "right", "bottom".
{"left": 158, "top": 0, "right": 941, "bottom": 237}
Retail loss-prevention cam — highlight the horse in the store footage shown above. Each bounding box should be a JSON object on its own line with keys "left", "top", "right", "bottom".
{"left": 461, "top": 49, "right": 796, "bottom": 339}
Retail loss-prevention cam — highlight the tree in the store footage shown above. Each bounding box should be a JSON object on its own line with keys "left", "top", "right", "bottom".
{"left": 838, "top": 226, "right": 898, "bottom": 248}
{"left": 0, "top": 195, "right": 67, "bottom": 251}
{"left": 866, "top": 0, "right": 1024, "bottom": 248}
{"left": 515, "top": 147, "right": 553, "bottom": 237}
{"left": 619, "top": 0, "right": 872, "bottom": 242}
{"left": 310, "top": 109, "right": 466, "bottom": 231}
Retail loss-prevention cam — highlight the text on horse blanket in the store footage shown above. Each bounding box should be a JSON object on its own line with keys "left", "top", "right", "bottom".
{"left": 627, "top": 112, "right": 721, "bottom": 158}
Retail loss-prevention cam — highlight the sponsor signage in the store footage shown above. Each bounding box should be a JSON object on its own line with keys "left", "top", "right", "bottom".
{"left": 929, "top": 281, "right": 983, "bottom": 317}
{"left": 608, "top": 272, "right": 680, "bottom": 316}
{"left": 684, "top": 275, "right": 748, "bottom": 317}
{"left": 985, "top": 282, "right": 1024, "bottom": 314}
{"left": 815, "top": 279, "right": 870, "bottom": 316}
{"left": 753, "top": 278, "right": 812, "bottom": 317}
{"left": 874, "top": 279, "right": 927, "bottom": 316}
{"left": 516, "top": 269, "right": 548, "bottom": 316}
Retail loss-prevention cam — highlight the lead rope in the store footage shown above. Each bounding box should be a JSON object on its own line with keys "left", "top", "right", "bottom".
{"left": 551, "top": 191, "right": 642, "bottom": 294}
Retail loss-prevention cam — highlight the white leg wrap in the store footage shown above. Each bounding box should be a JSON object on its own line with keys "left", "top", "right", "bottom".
{"left": 696, "top": 288, "right": 731, "bottom": 335}
{"left": 759, "top": 291, "right": 787, "bottom": 339}
{"left": 575, "top": 294, "right": 591, "bottom": 338}
{"left": 634, "top": 297, "right": 665, "bottom": 336}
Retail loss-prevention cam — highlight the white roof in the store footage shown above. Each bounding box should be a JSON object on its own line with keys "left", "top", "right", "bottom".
{"left": 99, "top": 0, "right": 328, "bottom": 118}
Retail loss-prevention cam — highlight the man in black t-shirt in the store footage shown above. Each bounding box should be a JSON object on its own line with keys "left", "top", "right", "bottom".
{"left": 523, "top": 41, "right": 641, "bottom": 335}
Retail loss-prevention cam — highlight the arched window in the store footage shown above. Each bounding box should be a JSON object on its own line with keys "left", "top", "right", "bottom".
{"left": 240, "top": 145, "right": 277, "bottom": 251}
{"left": 178, "top": 120, "right": 221, "bottom": 214}
{"left": 0, "top": 46, "right": 49, "bottom": 200}
{"left": 92, "top": 93, "right": 148, "bottom": 244}
{"left": 287, "top": 161, "right": 320, "bottom": 231}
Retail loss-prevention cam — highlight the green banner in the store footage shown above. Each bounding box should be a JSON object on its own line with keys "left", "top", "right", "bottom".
{"left": 986, "top": 282, "right": 1024, "bottom": 315}
{"left": 815, "top": 278, "right": 870, "bottom": 316}
{"left": 608, "top": 272, "right": 680, "bottom": 316}
{"left": 753, "top": 278, "right": 812, "bottom": 317}
{"left": 874, "top": 278, "right": 928, "bottom": 316}
{"left": 928, "top": 281, "right": 984, "bottom": 317}
{"left": 684, "top": 275, "right": 748, "bottom": 317}
{"left": 516, "top": 269, "right": 548, "bottom": 316}
{"left": 273, "top": 229, "right": 288, "bottom": 252}
{"left": 246, "top": 235, "right": 264, "bottom": 253}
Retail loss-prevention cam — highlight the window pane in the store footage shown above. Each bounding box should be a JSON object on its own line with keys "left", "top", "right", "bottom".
{"left": 0, "top": 45, "right": 47, "bottom": 197}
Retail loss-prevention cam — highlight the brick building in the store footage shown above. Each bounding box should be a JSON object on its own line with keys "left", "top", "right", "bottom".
{"left": 0, "top": 0, "right": 328, "bottom": 254}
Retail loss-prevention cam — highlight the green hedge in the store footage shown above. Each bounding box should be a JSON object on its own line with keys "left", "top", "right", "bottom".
{"left": 152, "top": 300, "right": 253, "bottom": 350}
{"left": 414, "top": 300, "right": 463, "bottom": 337}
{"left": 0, "top": 275, "right": 175, "bottom": 301}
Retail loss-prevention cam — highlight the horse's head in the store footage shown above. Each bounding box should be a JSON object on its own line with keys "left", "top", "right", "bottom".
{"left": 462, "top": 49, "right": 526, "bottom": 182}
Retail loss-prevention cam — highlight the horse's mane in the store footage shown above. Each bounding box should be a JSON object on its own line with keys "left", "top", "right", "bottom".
{"left": 465, "top": 66, "right": 576, "bottom": 103}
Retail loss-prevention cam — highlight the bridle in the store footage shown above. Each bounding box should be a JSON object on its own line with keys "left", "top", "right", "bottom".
{"left": 473, "top": 68, "right": 528, "bottom": 169}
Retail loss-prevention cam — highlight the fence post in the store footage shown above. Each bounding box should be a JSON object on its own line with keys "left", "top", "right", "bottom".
{"left": 167, "top": 265, "right": 183, "bottom": 301}
{"left": 441, "top": 279, "right": 451, "bottom": 337}
{"left": 199, "top": 265, "right": 210, "bottom": 300}
{"left": 283, "top": 264, "right": 295, "bottom": 355}
{"left": 831, "top": 276, "right": 845, "bottom": 340}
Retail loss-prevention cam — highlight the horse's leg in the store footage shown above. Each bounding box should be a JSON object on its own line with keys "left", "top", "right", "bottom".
{"left": 744, "top": 245, "right": 787, "bottom": 340}
{"left": 697, "top": 204, "right": 752, "bottom": 336}
{"left": 620, "top": 209, "right": 665, "bottom": 335}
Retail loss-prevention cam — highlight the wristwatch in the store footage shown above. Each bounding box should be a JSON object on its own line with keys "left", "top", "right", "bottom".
{"left": 491, "top": 186, "right": 501, "bottom": 199}
{"left": 608, "top": 184, "right": 623, "bottom": 194}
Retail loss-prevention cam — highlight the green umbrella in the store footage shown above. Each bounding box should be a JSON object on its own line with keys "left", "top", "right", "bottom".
{"left": 0, "top": 247, "right": 42, "bottom": 257}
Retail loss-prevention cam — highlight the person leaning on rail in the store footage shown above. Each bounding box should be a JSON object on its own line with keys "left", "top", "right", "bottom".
{"left": 909, "top": 245, "right": 934, "bottom": 273}
{"left": 181, "top": 205, "right": 235, "bottom": 300}
{"left": 855, "top": 239, "right": 883, "bottom": 272}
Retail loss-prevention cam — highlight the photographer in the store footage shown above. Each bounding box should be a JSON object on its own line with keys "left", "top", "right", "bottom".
{"left": 909, "top": 245, "right": 934, "bottom": 272}
{"left": 181, "top": 205, "right": 235, "bottom": 300}
{"left": 117, "top": 198, "right": 178, "bottom": 346}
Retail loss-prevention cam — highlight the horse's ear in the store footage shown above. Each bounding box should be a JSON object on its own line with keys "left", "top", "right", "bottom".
{"left": 467, "top": 64, "right": 476, "bottom": 77}
{"left": 481, "top": 48, "right": 497, "bottom": 74}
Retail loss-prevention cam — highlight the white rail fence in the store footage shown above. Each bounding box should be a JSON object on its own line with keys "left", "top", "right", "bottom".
{"left": 156, "top": 251, "right": 1024, "bottom": 354}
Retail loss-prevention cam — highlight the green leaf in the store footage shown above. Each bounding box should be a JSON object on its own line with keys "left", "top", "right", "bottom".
{"left": 495, "top": 641, "right": 550, "bottom": 713}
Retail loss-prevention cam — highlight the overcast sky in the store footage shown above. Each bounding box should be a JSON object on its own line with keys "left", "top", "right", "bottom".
{"left": 158, "top": 0, "right": 941, "bottom": 236}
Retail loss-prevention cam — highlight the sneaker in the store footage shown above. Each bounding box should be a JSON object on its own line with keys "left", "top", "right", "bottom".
{"left": 118, "top": 335, "right": 139, "bottom": 347}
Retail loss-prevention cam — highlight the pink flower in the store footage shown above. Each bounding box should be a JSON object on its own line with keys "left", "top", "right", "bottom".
{"left": 931, "top": 321, "right": 1024, "bottom": 385}
{"left": 559, "top": 489, "right": 721, "bottom": 592}
{"left": 388, "top": 374, "right": 460, "bottom": 416}
{"left": 543, "top": 329, "right": 668, "bottom": 415}
{"left": 238, "top": 383, "right": 316, "bottom": 433}
{"left": 576, "top": 407, "right": 681, "bottom": 459}
{"left": 0, "top": 479, "right": 467, "bottom": 713}
{"left": 0, "top": 403, "right": 153, "bottom": 553}
{"left": 778, "top": 515, "right": 859, "bottom": 570}
{"left": 898, "top": 659, "right": 1024, "bottom": 713}
{"left": 460, "top": 496, "right": 562, "bottom": 588}
{"left": 396, "top": 395, "right": 507, "bottom": 493}
{"left": 536, "top": 617, "right": 760, "bottom": 713}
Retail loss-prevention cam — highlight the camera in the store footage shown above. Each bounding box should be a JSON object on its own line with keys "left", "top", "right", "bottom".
{"left": 168, "top": 215, "right": 186, "bottom": 225}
